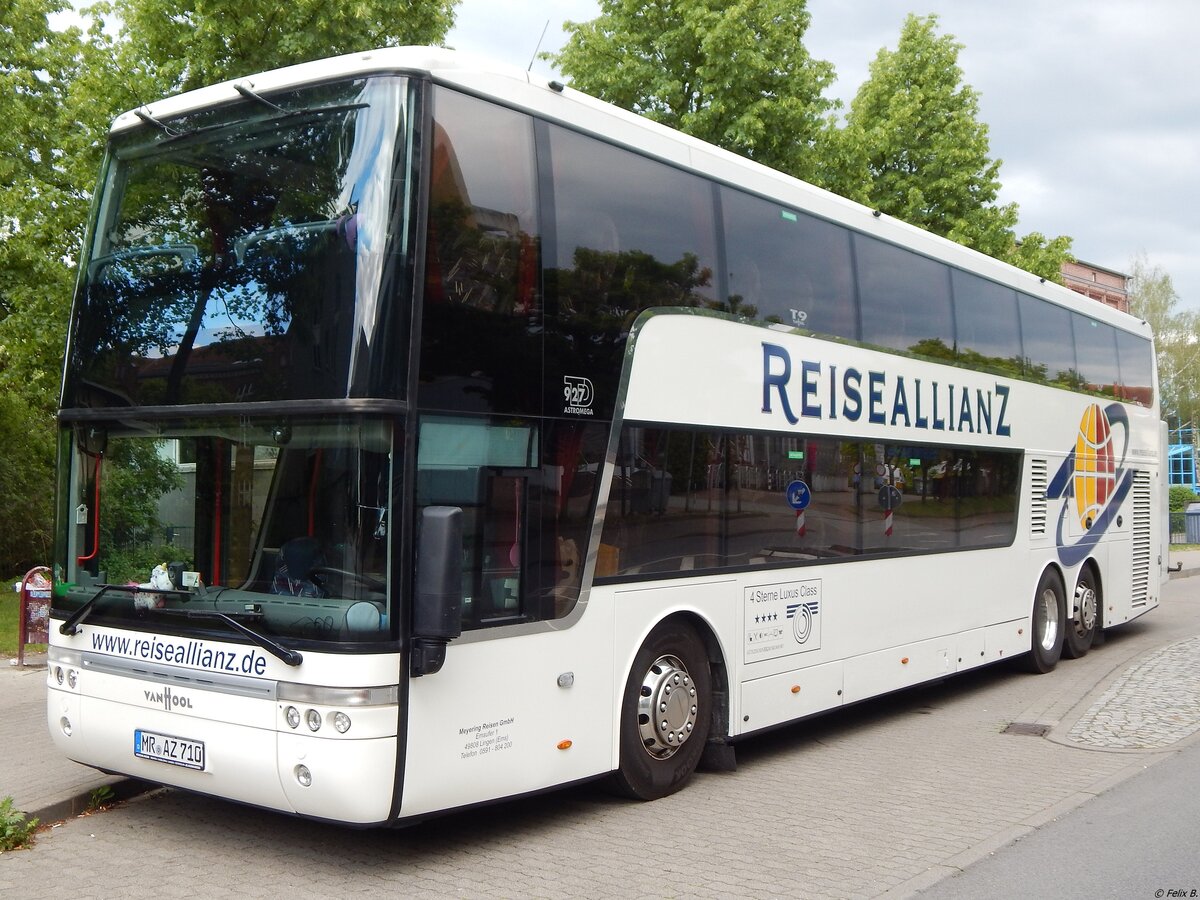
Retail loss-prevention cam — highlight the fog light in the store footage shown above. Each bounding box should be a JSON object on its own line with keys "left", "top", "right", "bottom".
{"left": 55, "top": 666, "right": 64, "bottom": 685}
{"left": 67, "top": 669, "right": 78, "bottom": 689}
{"left": 306, "top": 709, "right": 322, "bottom": 732}
{"left": 333, "top": 712, "right": 351, "bottom": 734}
{"left": 60, "top": 716, "right": 72, "bottom": 737}
{"left": 285, "top": 706, "right": 300, "bottom": 729}
{"left": 295, "top": 764, "right": 312, "bottom": 787}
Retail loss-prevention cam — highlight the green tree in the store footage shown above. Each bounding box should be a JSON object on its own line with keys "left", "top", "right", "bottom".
{"left": 828, "top": 14, "right": 1072, "bottom": 281}
{"left": 94, "top": 439, "right": 185, "bottom": 584}
{"left": 1128, "top": 253, "right": 1200, "bottom": 428}
{"left": 0, "top": 0, "right": 458, "bottom": 571}
{"left": 552, "top": 0, "right": 836, "bottom": 182}
{"left": 88, "top": 0, "right": 457, "bottom": 96}
{"left": 0, "top": 0, "right": 96, "bottom": 572}
{"left": 1169, "top": 485, "right": 1197, "bottom": 511}
{"left": 0, "top": 0, "right": 90, "bottom": 392}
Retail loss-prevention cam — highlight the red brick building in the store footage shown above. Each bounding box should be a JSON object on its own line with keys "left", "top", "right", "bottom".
{"left": 1061, "top": 258, "right": 1129, "bottom": 313}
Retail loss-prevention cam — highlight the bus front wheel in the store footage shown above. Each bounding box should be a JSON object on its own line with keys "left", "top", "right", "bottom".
{"left": 1063, "top": 568, "right": 1100, "bottom": 659}
{"left": 1021, "top": 569, "right": 1066, "bottom": 674}
{"left": 608, "top": 621, "right": 712, "bottom": 800}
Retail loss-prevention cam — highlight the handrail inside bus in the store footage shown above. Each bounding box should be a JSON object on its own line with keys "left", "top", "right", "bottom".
{"left": 76, "top": 454, "right": 103, "bottom": 566}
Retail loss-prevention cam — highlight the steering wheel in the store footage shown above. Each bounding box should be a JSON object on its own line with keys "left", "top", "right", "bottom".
{"left": 310, "top": 566, "right": 386, "bottom": 595}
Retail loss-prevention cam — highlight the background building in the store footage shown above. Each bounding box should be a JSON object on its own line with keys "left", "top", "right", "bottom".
{"left": 1061, "top": 258, "right": 1129, "bottom": 313}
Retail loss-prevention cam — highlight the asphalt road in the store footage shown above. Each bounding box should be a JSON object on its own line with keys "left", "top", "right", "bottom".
{"left": 917, "top": 737, "right": 1200, "bottom": 899}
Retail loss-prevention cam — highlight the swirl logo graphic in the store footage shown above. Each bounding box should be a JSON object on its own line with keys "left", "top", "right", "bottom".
{"left": 1073, "top": 403, "right": 1116, "bottom": 529}
{"left": 1047, "top": 402, "right": 1132, "bottom": 567}
{"left": 791, "top": 602, "right": 813, "bottom": 643}
{"left": 786, "top": 600, "right": 819, "bottom": 645}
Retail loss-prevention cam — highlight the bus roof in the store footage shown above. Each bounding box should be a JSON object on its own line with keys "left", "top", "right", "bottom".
{"left": 110, "top": 45, "right": 1151, "bottom": 340}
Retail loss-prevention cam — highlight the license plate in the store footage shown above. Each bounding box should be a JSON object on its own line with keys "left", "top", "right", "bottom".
{"left": 134, "top": 729, "right": 206, "bottom": 770}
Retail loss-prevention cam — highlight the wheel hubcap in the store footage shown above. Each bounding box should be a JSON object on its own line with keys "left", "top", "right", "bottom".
{"left": 637, "top": 654, "right": 698, "bottom": 759}
{"left": 1036, "top": 588, "right": 1060, "bottom": 652}
{"left": 1075, "top": 584, "right": 1097, "bottom": 632}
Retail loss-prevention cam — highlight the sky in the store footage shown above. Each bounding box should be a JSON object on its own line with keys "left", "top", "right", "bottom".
{"left": 444, "top": 0, "right": 1200, "bottom": 312}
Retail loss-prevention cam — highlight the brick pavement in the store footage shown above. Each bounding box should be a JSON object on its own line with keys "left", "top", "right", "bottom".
{"left": 0, "top": 658, "right": 133, "bottom": 823}
{"left": 2, "top": 563, "right": 1199, "bottom": 898}
{"left": 1066, "top": 635, "right": 1200, "bottom": 749}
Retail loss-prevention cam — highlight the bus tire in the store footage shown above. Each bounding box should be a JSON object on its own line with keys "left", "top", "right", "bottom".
{"left": 1021, "top": 568, "right": 1066, "bottom": 674}
{"left": 608, "top": 620, "right": 712, "bottom": 801}
{"left": 1062, "top": 567, "right": 1100, "bottom": 659}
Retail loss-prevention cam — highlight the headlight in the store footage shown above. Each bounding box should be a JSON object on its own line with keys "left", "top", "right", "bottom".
{"left": 285, "top": 706, "right": 300, "bottom": 729}
{"left": 306, "top": 709, "right": 322, "bottom": 732}
{"left": 332, "top": 712, "right": 351, "bottom": 734}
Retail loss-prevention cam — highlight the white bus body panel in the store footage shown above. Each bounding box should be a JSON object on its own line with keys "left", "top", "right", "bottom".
{"left": 398, "top": 601, "right": 616, "bottom": 817}
{"left": 605, "top": 313, "right": 1160, "bottom": 737}
{"left": 47, "top": 625, "right": 403, "bottom": 824}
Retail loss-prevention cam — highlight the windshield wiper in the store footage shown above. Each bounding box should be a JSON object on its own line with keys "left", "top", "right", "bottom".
{"left": 162, "top": 608, "right": 303, "bottom": 667}
{"left": 134, "top": 101, "right": 371, "bottom": 160}
{"left": 59, "top": 584, "right": 123, "bottom": 636}
{"left": 234, "top": 83, "right": 284, "bottom": 112}
{"left": 61, "top": 586, "right": 302, "bottom": 667}
{"left": 59, "top": 583, "right": 192, "bottom": 636}
{"left": 135, "top": 109, "right": 181, "bottom": 138}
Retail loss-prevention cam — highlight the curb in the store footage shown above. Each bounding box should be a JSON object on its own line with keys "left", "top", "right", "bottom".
{"left": 30, "top": 777, "right": 159, "bottom": 826}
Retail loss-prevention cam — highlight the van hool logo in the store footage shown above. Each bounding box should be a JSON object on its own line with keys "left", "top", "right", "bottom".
{"left": 1046, "top": 402, "right": 1133, "bottom": 566}
{"left": 563, "top": 375, "right": 594, "bottom": 416}
{"left": 144, "top": 686, "right": 195, "bottom": 712}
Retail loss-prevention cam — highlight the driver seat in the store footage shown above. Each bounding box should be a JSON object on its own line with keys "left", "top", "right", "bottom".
{"left": 271, "top": 536, "right": 328, "bottom": 598}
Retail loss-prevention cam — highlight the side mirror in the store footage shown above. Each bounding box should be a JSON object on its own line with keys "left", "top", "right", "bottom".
{"left": 411, "top": 506, "right": 463, "bottom": 676}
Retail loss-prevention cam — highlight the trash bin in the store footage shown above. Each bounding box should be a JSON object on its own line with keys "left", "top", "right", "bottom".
{"left": 1186, "top": 502, "right": 1200, "bottom": 544}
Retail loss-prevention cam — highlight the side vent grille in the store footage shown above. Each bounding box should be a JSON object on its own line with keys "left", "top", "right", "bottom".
{"left": 1029, "top": 458, "right": 1048, "bottom": 537}
{"left": 1130, "top": 470, "right": 1151, "bottom": 608}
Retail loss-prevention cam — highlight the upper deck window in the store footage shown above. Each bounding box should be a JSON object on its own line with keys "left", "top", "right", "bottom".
{"left": 420, "top": 88, "right": 541, "bottom": 416}
{"left": 66, "top": 76, "right": 413, "bottom": 409}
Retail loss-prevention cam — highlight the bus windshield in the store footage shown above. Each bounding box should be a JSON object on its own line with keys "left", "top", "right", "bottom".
{"left": 66, "top": 75, "right": 412, "bottom": 408}
{"left": 56, "top": 415, "right": 395, "bottom": 647}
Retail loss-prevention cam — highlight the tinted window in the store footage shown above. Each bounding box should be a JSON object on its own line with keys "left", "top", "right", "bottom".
{"left": 1072, "top": 313, "right": 1121, "bottom": 398}
{"left": 422, "top": 89, "right": 541, "bottom": 415}
{"left": 598, "top": 425, "right": 1020, "bottom": 578}
{"left": 545, "top": 125, "right": 718, "bottom": 419}
{"left": 1019, "top": 294, "right": 1077, "bottom": 388}
{"left": 952, "top": 270, "right": 1022, "bottom": 375}
{"left": 720, "top": 188, "right": 857, "bottom": 338}
{"left": 856, "top": 236, "right": 954, "bottom": 358}
{"left": 69, "top": 77, "right": 410, "bottom": 408}
{"left": 1116, "top": 330, "right": 1155, "bottom": 405}
{"left": 416, "top": 415, "right": 607, "bottom": 627}
{"left": 58, "top": 416, "right": 397, "bottom": 645}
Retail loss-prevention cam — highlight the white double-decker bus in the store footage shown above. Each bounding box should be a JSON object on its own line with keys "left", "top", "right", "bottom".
{"left": 48, "top": 47, "right": 1163, "bottom": 824}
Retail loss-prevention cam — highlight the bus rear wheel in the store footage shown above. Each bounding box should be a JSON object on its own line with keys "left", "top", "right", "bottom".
{"left": 1063, "top": 568, "right": 1100, "bottom": 659}
{"left": 1021, "top": 569, "right": 1066, "bottom": 674}
{"left": 608, "top": 621, "right": 712, "bottom": 800}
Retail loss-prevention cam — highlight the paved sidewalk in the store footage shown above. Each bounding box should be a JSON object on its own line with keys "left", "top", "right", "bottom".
{"left": 3, "top": 548, "right": 1199, "bottom": 832}
{"left": 0, "top": 655, "right": 149, "bottom": 824}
